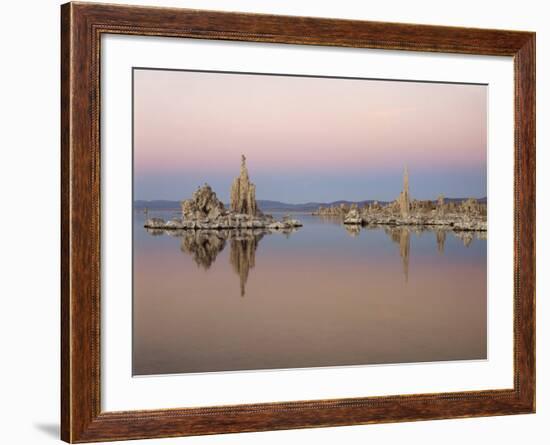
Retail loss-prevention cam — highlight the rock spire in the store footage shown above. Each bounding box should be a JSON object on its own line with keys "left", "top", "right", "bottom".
{"left": 146, "top": 155, "right": 303, "bottom": 231}
{"left": 230, "top": 154, "right": 258, "bottom": 216}
{"left": 397, "top": 165, "right": 410, "bottom": 218}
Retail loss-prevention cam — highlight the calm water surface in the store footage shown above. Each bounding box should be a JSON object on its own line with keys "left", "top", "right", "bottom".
{"left": 133, "top": 211, "right": 487, "bottom": 375}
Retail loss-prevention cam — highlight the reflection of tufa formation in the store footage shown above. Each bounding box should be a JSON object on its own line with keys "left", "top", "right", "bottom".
{"left": 315, "top": 167, "right": 486, "bottom": 231}
{"left": 147, "top": 218, "right": 485, "bottom": 289}
{"left": 147, "top": 227, "right": 297, "bottom": 297}
{"left": 388, "top": 227, "right": 411, "bottom": 282}
{"left": 380, "top": 225, "right": 485, "bottom": 281}
{"left": 179, "top": 230, "right": 227, "bottom": 269}
{"left": 229, "top": 233, "right": 261, "bottom": 297}
{"left": 145, "top": 155, "right": 302, "bottom": 230}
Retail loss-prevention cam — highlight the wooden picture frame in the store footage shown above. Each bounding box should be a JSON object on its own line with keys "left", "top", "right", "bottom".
{"left": 61, "top": 2, "right": 535, "bottom": 442}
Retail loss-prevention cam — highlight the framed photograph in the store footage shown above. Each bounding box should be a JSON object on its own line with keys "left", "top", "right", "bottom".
{"left": 61, "top": 2, "right": 535, "bottom": 442}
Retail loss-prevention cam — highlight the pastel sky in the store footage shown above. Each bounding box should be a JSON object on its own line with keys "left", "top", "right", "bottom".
{"left": 133, "top": 68, "right": 487, "bottom": 203}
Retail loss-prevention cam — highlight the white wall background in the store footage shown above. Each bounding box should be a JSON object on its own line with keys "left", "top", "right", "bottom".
{"left": 0, "top": 1, "right": 545, "bottom": 444}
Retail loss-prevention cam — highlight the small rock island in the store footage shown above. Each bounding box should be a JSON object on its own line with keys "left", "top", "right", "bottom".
{"left": 314, "top": 167, "right": 487, "bottom": 232}
{"left": 144, "top": 155, "right": 303, "bottom": 230}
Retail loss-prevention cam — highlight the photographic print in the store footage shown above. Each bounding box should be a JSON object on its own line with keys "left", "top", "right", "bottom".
{"left": 61, "top": 6, "right": 536, "bottom": 440}
{"left": 132, "top": 68, "right": 487, "bottom": 376}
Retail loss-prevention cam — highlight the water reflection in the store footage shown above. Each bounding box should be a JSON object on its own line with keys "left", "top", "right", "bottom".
{"left": 454, "top": 230, "right": 487, "bottom": 247}
{"left": 146, "top": 227, "right": 296, "bottom": 297}
{"left": 229, "top": 234, "right": 262, "bottom": 297}
{"left": 436, "top": 229, "right": 446, "bottom": 254}
{"left": 146, "top": 223, "right": 486, "bottom": 292}
{"left": 358, "top": 225, "right": 486, "bottom": 281}
{"left": 136, "top": 212, "right": 487, "bottom": 375}
{"left": 180, "top": 231, "right": 227, "bottom": 269}
{"left": 344, "top": 224, "right": 361, "bottom": 237}
{"left": 385, "top": 227, "right": 411, "bottom": 282}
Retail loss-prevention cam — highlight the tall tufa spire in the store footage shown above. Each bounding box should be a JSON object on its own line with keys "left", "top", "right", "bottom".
{"left": 397, "top": 165, "right": 410, "bottom": 218}
{"left": 230, "top": 154, "right": 258, "bottom": 215}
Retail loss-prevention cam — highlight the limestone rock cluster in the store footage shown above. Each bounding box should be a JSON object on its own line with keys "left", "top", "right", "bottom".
{"left": 315, "top": 203, "right": 351, "bottom": 217}
{"left": 181, "top": 184, "right": 226, "bottom": 220}
{"left": 343, "top": 204, "right": 362, "bottom": 225}
{"left": 144, "top": 155, "right": 302, "bottom": 231}
{"left": 314, "top": 167, "right": 487, "bottom": 232}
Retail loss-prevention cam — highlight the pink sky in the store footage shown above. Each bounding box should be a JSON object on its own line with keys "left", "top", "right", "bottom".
{"left": 133, "top": 68, "right": 486, "bottom": 202}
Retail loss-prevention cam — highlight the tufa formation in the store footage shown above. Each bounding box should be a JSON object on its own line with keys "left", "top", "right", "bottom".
{"left": 315, "top": 166, "right": 486, "bottom": 232}
{"left": 230, "top": 155, "right": 258, "bottom": 216}
{"left": 144, "top": 155, "right": 302, "bottom": 231}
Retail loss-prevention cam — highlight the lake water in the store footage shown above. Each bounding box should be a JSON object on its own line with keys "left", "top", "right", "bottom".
{"left": 133, "top": 210, "right": 487, "bottom": 376}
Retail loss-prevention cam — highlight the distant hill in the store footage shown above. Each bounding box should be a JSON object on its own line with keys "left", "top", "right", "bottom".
{"left": 134, "top": 197, "right": 486, "bottom": 212}
{"left": 133, "top": 200, "right": 182, "bottom": 210}
{"left": 445, "top": 197, "right": 487, "bottom": 204}
{"left": 256, "top": 199, "right": 391, "bottom": 212}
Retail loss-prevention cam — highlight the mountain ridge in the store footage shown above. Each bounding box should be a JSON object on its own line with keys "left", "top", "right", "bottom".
{"left": 134, "top": 197, "right": 487, "bottom": 212}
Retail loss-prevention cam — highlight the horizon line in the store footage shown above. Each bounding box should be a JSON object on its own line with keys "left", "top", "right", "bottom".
{"left": 133, "top": 196, "right": 487, "bottom": 204}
